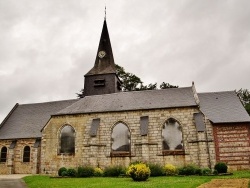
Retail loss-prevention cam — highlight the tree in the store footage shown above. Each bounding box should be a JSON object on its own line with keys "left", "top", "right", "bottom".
{"left": 115, "top": 64, "right": 178, "bottom": 91}
{"left": 236, "top": 88, "right": 250, "bottom": 115}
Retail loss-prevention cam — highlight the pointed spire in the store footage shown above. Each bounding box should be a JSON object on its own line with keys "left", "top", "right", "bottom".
{"left": 85, "top": 17, "right": 116, "bottom": 76}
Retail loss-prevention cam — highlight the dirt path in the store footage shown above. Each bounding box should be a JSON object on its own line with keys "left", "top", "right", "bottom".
{"left": 198, "top": 178, "right": 249, "bottom": 188}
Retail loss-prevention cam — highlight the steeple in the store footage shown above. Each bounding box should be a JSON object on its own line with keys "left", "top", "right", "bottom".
{"left": 85, "top": 19, "right": 116, "bottom": 76}
{"left": 83, "top": 17, "right": 121, "bottom": 96}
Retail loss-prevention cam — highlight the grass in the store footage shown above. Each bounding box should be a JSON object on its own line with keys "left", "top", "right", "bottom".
{"left": 23, "top": 171, "right": 250, "bottom": 188}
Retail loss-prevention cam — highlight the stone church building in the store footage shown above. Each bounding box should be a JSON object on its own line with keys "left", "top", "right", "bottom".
{"left": 0, "top": 19, "right": 250, "bottom": 175}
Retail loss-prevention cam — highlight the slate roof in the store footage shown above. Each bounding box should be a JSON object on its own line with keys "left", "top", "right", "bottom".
{"left": 56, "top": 87, "right": 197, "bottom": 115}
{"left": 0, "top": 99, "right": 78, "bottom": 139}
{"left": 198, "top": 91, "right": 250, "bottom": 123}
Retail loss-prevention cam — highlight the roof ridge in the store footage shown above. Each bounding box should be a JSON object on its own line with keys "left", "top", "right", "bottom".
{"left": 83, "top": 86, "right": 193, "bottom": 99}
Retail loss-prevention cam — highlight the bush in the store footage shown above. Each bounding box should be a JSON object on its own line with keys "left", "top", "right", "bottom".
{"left": 178, "top": 164, "right": 201, "bottom": 175}
{"left": 163, "top": 164, "right": 177, "bottom": 176}
{"left": 67, "top": 168, "right": 77, "bottom": 177}
{"left": 58, "top": 167, "right": 67, "bottom": 176}
{"left": 61, "top": 170, "right": 68, "bottom": 177}
{"left": 77, "top": 166, "right": 94, "bottom": 177}
{"left": 94, "top": 167, "right": 104, "bottom": 177}
{"left": 126, "top": 163, "right": 151, "bottom": 181}
{"left": 214, "top": 162, "right": 228, "bottom": 173}
{"left": 201, "top": 168, "right": 212, "bottom": 175}
{"left": 148, "top": 163, "right": 164, "bottom": 177}
{"left": 103, "top": 165, "right": 126, "bottom": 177}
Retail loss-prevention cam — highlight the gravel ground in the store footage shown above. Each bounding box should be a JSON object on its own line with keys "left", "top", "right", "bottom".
{"left": 198, "top": 178, "right": 249, "bottom": 188}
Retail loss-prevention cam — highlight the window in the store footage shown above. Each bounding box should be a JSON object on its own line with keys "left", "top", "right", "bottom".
{"left": 111, "top": 123, "right": 130, "bottom": 153}
{"left": 162, "top": 118, "right": 184, "bottom": 154}
{"left": 23, "top": 146, "right": 30, "bottom": 162}
{"left": 0, "top": 147, "right": 7, "bottom": 162}
{"left": 60, "top": 125, "right": 75, "bottom": 154}
{"left": 94, "top": 79, "right": 105, "bottom": 87}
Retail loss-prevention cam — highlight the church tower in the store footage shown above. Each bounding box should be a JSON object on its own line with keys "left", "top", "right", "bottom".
{"left": 84, "top": 19, "right": 121, "bottom": 96}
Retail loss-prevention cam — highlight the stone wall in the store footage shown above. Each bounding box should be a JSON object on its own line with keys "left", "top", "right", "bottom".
{"left": 0, "top": 138, "right": 40, "bottom": 174}
{"left": 213, "top": 123, "right": 250, "bottom": 170}
{"left": 41, "top": 107, "right": 216, "bottom": 175}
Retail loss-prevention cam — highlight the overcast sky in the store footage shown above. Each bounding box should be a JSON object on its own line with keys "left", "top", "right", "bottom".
{"left": 0, "top": 0, "right": 250, "bottom": 122}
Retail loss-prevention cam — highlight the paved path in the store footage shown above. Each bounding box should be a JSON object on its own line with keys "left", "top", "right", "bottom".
{"left": 198, "top": 178, "right": 249, "bottom": 188}
{"left": 0, "top": 175, "right": 30, "bottom": 188}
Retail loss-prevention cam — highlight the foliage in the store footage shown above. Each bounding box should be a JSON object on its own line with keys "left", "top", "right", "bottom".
{"left": 58, "top": 167, "right": 67, "bottom": 176}
{"left": 23, "top": 170, "right": 250, "bottom": 188}
{"left": 201, "top": 168, "right": 212, "bottom": 175}
{"left": 94, "top": 167, "right": 104, "bottom": 177}
{"left": 77, "top": 166, "right": 94, "bottom": 177}
{"left": 147, "top": 163, "right": 164, "bottom": 177}
{"left": 126, "top": 163, "right": 151, "bottom": 181}
{"left": 103, "top": 165, "right": 126, "bottom": 177}
{"left": 214, "top": 162, "right": 228, "bottom": 173}
{"left": 236, "top": 88, "right": 250, "bottom": 115}
{"left": 178, "top": 164, "right": 202, "bottom": 176}
{"left": 163, "top": 164, "right": 178, "bottom": 176}
{"left": 61, "top": 170, "right": 68, "bottom": 177}
{"left": 67, "top": 168, "right": 77, "bottom": 177}
{"left": 116, "top": 64, "right": 178, "bottom": 92}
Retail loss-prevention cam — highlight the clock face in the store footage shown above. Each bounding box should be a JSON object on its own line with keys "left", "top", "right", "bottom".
{"left": 98, "top": 51, "right": 106, "bottom": 58}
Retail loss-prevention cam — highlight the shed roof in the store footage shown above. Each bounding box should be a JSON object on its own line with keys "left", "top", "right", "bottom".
{"left": 0, "top": 99, "right": 78, "bottom": 139}
{"left": 198, "top": 91, "right": 250, "bottom": 123}
{"left": 56, "top": 87, "right": 197, "bottom": 115}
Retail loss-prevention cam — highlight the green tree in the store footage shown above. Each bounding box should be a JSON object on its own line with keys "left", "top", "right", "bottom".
{"left": 116, "top": 64, "right": 178, "bottom": 91}
{"left": 236, "top": 88, "right": 250, "bottom": 115}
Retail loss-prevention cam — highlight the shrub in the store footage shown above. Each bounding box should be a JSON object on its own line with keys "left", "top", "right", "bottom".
{"left": 126, "top": 163, "right": 151, "bottom": 181}
{"left": 58, "top": 167, "right": 67, "bottom": 176}
{"left": 67, "top": 168, "right": 77, "bottom": 177}
{"left": 163, "top": 164, "right": 177, "bottom": 176}
{"left": 94, "top": 167, "right": 104, "bottom": 177}
{"left": 202, "top": 168, "right": 212, "bottom": 175}
{"left": 103, "top": 165, "right": 126, "bottom": 177}
{"left": 214, "top": 162, "right": 228, "bottom": 173}
{"left": 61, "top": 170, "right": 68, "bottom": 177}
{"left": 178, "top": 164, "right": 201, "bottom": 175}
{"left": 148, "top": 163, "right": 164, "bottom": 177}
{"left": 77, "top": 166, "right": 94, "bottom": 177}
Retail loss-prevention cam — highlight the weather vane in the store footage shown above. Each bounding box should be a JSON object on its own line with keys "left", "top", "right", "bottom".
{"left": 104, "top": 5, "right": 106, "bottom": 20}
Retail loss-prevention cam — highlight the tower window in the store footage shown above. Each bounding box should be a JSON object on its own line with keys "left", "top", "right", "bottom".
{"left": 94, "top": 79, "right": 105, "bottom": 87}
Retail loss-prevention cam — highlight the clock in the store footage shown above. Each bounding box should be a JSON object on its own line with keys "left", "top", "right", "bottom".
{"left": 98, "top": 50, "right": 106, "bottom": 58}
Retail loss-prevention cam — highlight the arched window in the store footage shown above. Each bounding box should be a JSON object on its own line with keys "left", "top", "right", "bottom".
{"left": 60, "top": 125, "right": 75, "bottom": 154}
{"left": 162, "top": 118, "right": 183, "bottom": 151}
{"left": 111, "top": 122, "right": 130, "bottom": 152}
{"left": 23, "top": 146, "right": 30, "bottom": 162}
{"left": 0, "top": 146, "right": 7, "bottom": 162}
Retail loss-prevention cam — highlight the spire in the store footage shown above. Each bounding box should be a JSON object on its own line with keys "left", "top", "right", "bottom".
{"left": 85, "top": 18, "right": 116, "bottom": 76}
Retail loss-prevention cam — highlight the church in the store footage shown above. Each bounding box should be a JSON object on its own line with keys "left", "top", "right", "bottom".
{"left": 0, "top": 18, "right": 250, "bottom": 175}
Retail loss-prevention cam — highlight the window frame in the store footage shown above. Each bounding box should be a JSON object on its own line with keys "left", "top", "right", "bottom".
{"left": 110, "top": 122, "right": 131, "bottom": 157}
{"left": 0, "top": 146, "right": 7, "bottom": 163}
{"left": 23, "top": 146, "right": 31, "bottom": 162}
{"left": 59, "top": 125, "right": 76, "bottom": 155}
{"left": 162, "top": 118, "right": 185, "bottom": 155}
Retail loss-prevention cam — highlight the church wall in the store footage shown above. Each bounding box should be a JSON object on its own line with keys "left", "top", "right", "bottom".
{"left": 213, "top": 123, "right": 250, "bottom": 170}
{"left": 0, "top": 138, "right": 40, "bottom": 174}
{"left": 41, "top": 107, "right": 216, "bottom": 175}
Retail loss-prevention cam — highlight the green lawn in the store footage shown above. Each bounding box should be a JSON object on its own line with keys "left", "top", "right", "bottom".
{"left": 23, "top": 171, "right": 250, "bottom": 188}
